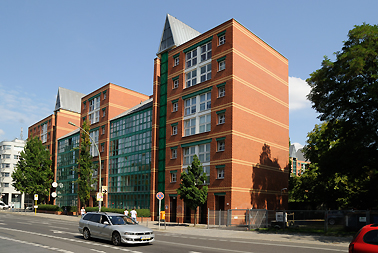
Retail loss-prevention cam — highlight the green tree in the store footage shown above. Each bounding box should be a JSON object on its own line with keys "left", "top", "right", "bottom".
{"left": 305, "top": 23, "right": 378, "bottom": 209}
{"left": 177, "top": 155, "right": 208, "bottom": 226}
{"left": 12, "top": 136, "right": 53, "bottom": 202}
{"left": 76, "top": 120, "right": 97, "bottom": 208}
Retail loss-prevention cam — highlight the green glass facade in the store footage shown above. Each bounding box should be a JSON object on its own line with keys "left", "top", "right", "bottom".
{"left": 108, "top": 107, "right": 152, "bottom": 209}
{"left": 56, "top": 132, "right": 80, "bottom": 207}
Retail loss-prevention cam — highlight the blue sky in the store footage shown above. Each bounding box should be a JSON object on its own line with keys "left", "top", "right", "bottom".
{"left": 1, "top": 1, "right": 377, "bottom": 146}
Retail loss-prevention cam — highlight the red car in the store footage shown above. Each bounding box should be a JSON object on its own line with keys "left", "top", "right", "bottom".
{"left": 349, "top": 224, "right": 378, "bottom": 253}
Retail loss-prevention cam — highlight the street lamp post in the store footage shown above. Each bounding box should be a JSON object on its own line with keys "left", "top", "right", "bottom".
{"left": 68, "top": 121, "right": 102, "bottom": 212}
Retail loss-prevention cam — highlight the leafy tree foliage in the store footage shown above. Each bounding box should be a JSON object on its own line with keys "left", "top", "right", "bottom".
{"left": 177, "top": 155, "right": 208, "bottom": 226}
{"left": 304, "top": 23, "right": 378, "bottom": 209}
{"left": 12, "top": 136, "right": 53, "bottom": 201}
{"left": 76, "top": 120, "right": 97, "bottom": 208}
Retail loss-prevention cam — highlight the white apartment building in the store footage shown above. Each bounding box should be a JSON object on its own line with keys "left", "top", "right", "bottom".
{"left": 0, "top": 138, "right": 30, "bottom": 208}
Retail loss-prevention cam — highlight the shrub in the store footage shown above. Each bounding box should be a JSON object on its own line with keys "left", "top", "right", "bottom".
{"left": 38, "top": 204, "right": 62, "bottom": 211}
{"left": 84, "top": 207, "right": 150, "bottom": 217}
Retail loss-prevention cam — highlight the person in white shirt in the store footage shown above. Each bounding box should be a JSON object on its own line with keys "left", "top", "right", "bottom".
{"left": 81, "top": 206, "right": 86, "bottom": 217}
{"left": 130, "top": 208, "right": 137, "bottom": 221}
{"left": 124, "top": 208, "right": 129, "bottom": 216}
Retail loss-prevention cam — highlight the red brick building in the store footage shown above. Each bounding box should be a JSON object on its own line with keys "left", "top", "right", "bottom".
{"left": 151, "top": 15, "right": 289, "bottom": 223}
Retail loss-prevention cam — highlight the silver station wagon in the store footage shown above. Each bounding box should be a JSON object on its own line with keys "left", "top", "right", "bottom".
{"left": 78, "top": 212, "right": 154, "bottom": 245}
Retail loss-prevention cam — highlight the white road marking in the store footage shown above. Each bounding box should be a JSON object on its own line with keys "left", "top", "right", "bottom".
{"left": 90, "top": 249, "right": 106, "bottom": 253}
{"left": 0, "top": 227, "right": 141, "bottom": 252}
{"left": 0, "top": 235, "right": 74, "bottom": 253}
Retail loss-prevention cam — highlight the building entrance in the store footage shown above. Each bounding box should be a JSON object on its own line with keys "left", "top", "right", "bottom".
{"left": 170, "top": 196, "right": 177, "bottom": 222}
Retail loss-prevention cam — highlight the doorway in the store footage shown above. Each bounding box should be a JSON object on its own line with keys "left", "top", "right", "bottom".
{"left": 170, "top": 196, "right": 177, "bottom": 222}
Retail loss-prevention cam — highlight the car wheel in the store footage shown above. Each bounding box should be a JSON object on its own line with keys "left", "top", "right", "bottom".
{"left": 83, "top": 228, "right": 91, "bottom": 240}
{"left": 112, "top": 232, "right": 121, "bottom": 246}
{"left": 329, "top": 218, "right": 336, "bottom": 225}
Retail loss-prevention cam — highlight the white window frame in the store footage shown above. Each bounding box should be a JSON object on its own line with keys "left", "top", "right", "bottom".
{"left": 171, "top": 172, "right": 177, "bottom": 182}
{"left": 218, "top": 113, "right": 225, "bottom": 125}
{"left": 217, "top": 168, "right": 225, "bottom": 179}
{"left": 184, "top": 92, "right": 211, "bottom": 137}
{"left": 173, "top": 79, "right": 179, "bottom": 89}
{"left": 90, "top": 130, "right": 99, "bottom": 157}
{"left": 41, "top": 123, "right": 47, "bottom": 143}
{"left": 174, "top": 57, "right": 179, "bottom": 67}
{"left": 172, "top": 102, "right": 178, "bottom": 112}
{"left": 89, "top": 97, "right": 100, "bottom": 124}
{"left": 217, "top": 140, "right": 225, "bottom": 152}
{"left": 183, "top": 144, "right": 210, "bottom": 184}
{"left": 218, "top": 86, "right": 225, "bottom": 98}
{"left": 171, "top": 149, "right": 177, "bottom": 159}
{"left": 185, "top": 42, "right": 212, "bottom": 88}
{"left": 172, "top": 125, "right": 177, "bottom": 136}
{"left": 219, "top": 35, "right": 225, "bottom": 46}
{"left": 219, "top": 60, "right": 225, "bottom": 71}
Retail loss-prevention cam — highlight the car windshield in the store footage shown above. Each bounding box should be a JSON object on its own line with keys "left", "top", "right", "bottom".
{"left": 108, "top": 215, "right": 136, "bottom": 225}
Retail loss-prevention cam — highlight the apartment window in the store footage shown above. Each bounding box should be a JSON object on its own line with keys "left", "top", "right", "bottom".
{"left": 171, "top": 171, "right": 177, "bottom": 182}
{"left": 171, "top": 149, "right": 177, "bottom": 159}
{"left": 200, "top": 63, "right": 212, "bottom": 82}
{"left": 218, "top": 86, "right": 225, "bottom": 98}
{"left": 184, "top": 118, "right": 196, "bottom": 136}
{"left": 83, "top": 102, "right": 86, "bottom": 110}
{"left": 102, "top": 126, "right": 105, "bottom": 135}
{"left": 199, "top": 114, "right": 211, "bottom": 133}
{"left": 13, "top": 155, "right": 19, "bottom": 159}
{"left": 3, "top": 183, "right": 9, "bottom": 188}
{"left": 172, "top": 79, "right": 179, "bottom": 89}
{"left": 217, "top": 139, "right": 225, "bottom": 152}
{"left": 103, "top": 93, "right": 106, "bottom": 100}
{"left": 185, "top": 41, "right": 212, "bottom": 88}
{"left": 1, "top": 172, "right": 10, "bottom": 177}
{"left": 102, "top": 109, "right": 106, "bottom": 117}
{"left": 219, "top": 35, "right": 225, "bottom": 45}
{"left": 41, "top": 123, "right": 47, "bottom": 143}
{"left": 172, "top": 125, "right": 177, "bottom": 135}
{"left": 218, "top": 113, "right": 225, "bottom": 124}
{"left": 200, "top": 42, "right": 212, "bottom": 62}
{"left": 203, "top": 166, "right": 210, "bottom": 184}
{"left": 101, "top": 143, "right": 104, "bottom": 153}
{"left": 174, "top": 57, "right": 179, "bottom": 67}
{"left": 186, "top": 49, "right": 197, "bottom": 68}
{"left": 183, "top": 143, "right": 210, "bottom": 165}
{"left": 186, "top": 70, "right": 197, "bottom": 88}
{"left": 90, "top": 130, "right": 99, "bottom": 156}
{"left": 89, "top": 97, "right": 100, "bottom": 124}
{"left": 217, "top": 168, "right": 225, "bottom": 179}
{"left": 219, "top": 60, "right": 225, "bottom": 71}
{"left": 3, "top": 154, "right": 11, "bottom": 159}
{"left": 2, "top": 163, "right": 10, "bottom": 168}
{"left": 172, "top": 102, "right": 178, "bottom": 112}
{"left": 3, "top": 145, "right": 11, "bottom": 150}
{"left": 184, "top": 91, "right": 211, "bottom": 136}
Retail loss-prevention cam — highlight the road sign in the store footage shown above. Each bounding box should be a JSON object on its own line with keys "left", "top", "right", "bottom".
{"left": 156, "top": 192, "right": 164, "bottom": 200}
{"left": 34, "top": 194, "right": 38, "bottom": 200}
{"left": 97, "top": 192, "right": 103, "bottom": 201}
{"left": 102, "top": 186, "right": 108, "bottom": 194}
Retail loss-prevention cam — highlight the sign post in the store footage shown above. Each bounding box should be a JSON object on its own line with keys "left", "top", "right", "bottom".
{"left": 156, "top": 192, "right": 164, "bottom": 230}
{"left": 34, "top": 194, "right": 38, "bottom": 215}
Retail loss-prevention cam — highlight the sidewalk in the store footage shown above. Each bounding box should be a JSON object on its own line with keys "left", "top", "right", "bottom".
{"left": 4, "top": 210, "right": 351, "bottom": 248}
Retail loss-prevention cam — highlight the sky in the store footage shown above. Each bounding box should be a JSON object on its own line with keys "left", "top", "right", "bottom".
{"left": 1, "top": 1, "right": 377, "bottom": 146}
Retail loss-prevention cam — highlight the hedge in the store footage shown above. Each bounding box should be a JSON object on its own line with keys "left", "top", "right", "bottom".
{"left": 84, "top": 207, "right": 150, "bottom": 217}
{"left": 38, "top": 204, "right": 62, "bottom": 211}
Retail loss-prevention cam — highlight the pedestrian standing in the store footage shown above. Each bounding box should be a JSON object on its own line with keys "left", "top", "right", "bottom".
{"left": 130, "top": 208, "right": 137, "bottom": 222}
{"left": 124, "top": 208, "right": 129, "bottom": 216}
{"left": 81, "top": 206, "right": 86, "bottom": 218}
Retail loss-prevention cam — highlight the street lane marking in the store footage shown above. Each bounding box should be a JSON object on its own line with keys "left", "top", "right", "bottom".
{"left": 0, "top": 235, "right": 74, "bottom": 253}
{"left": 0, "top": 227, "right": 141, "bottom": 253}
{"left": 156, "top": 240, "right": 254, "bottom": 253}
{"left": 90, "top": 249, "right": 106, "bottom": 253}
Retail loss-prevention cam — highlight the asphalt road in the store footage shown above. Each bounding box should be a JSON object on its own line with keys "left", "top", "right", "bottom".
{"left": 0, "top": 212, "right": 348, "bottom": 253}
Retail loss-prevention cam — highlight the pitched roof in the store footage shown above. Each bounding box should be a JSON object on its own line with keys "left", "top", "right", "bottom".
{"left": 157, "top": 14, "right": 201, "bottom": 54}
{"left": 54, "top": 87, "right": 85, "bottom": 113}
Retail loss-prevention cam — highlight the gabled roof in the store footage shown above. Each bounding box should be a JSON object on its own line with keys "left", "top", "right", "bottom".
{"left": 54, "top": 87, "right": 85, "bottom": 113}
{"left": 111, "top": 98, "right": 153, "bottom": 122}
{"left": 157, "top": 14, "right": 201, "bottom": 54}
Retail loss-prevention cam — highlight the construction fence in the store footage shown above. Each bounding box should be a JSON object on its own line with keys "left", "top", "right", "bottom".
{"left": 207, "top": 209, "right": 378, "bottom": 232}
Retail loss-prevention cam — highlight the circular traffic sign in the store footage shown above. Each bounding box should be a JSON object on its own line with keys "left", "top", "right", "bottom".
{"left": 156, "top": 192, "right": 164, "bottom": 200}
